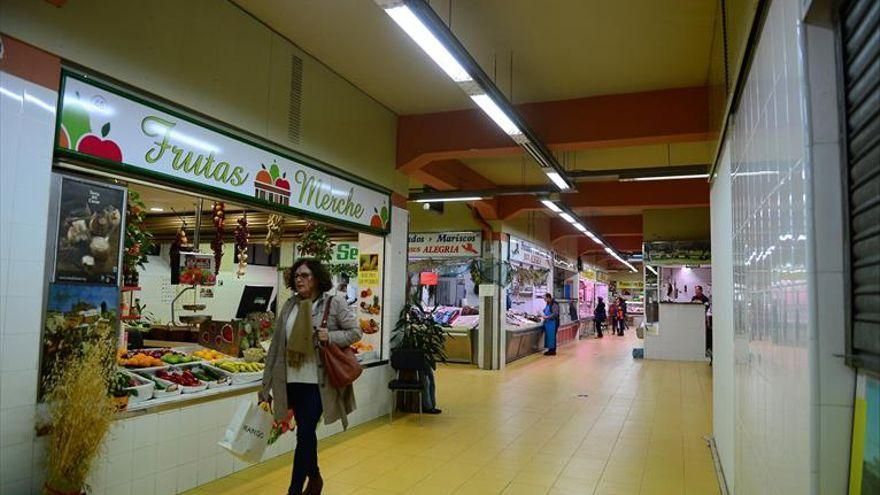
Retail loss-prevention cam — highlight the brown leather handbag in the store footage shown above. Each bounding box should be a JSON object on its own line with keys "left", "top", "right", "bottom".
{"left": 318, "top": 298, "right": 363, "bottom": 388}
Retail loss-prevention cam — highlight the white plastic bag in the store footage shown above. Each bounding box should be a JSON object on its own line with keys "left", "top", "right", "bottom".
{"left": 218, "top": 400, "right": 272, "bottom": 463}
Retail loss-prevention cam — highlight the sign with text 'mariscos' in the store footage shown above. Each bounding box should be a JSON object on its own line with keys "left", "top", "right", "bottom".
{"left": 55, "top": 74, "right": 391, "bottom": 232}
{"left": 408, "top": 232, "right": 482, "bottom": 258}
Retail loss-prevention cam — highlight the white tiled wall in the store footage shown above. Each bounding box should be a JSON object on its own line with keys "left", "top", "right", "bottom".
{"left": 727, "top": 0, "right": 811, "bottom": 492}
{"left": 0, "top": 71, "right": 57, "bottom": 495}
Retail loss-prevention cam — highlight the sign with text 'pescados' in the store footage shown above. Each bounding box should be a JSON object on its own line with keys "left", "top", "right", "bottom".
{"left": 56, "top": 74, "right": 391, "bottom": 232}
{"left": 408, "top": 231, "right": 482, "bottom": 258}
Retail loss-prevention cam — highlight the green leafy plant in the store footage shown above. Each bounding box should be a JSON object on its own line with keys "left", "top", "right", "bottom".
{"left": 392, "top": 301, "right": 450, "bottom": 367}
{"left": 123, "top": 191, "right": 155, "bottom": 285}
{"left": 328, "top": 263, "right": 358, "bottom": 278}
{"left": 296, "top": 222, "right": 334, "bottom": 263}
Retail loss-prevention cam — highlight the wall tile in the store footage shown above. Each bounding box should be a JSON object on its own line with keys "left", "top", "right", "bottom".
{"left": 106, "top": 450, "right": 133, "bottom": 487}
{"left": 177, "top": 433, "right": 198, "bottom": 465}
{"left": 132, "top": 444, "right": 158, "bottom": 478}
{"left": 0, "top": 295, "right": 42, "bottom": 336}
{"left": 132, "top": 414, "right": 158, "bottom": 449}
{"left": 196, "top": 455, "right": 216, "bottom": 486}
{"left": 154, "top": 468, "right": 177, "bottom": 495}
{"left": 0, "top": 332, "right": 40, "bottom": 372}
{"left": 0, "top": 405, "right": 35, "bottom": 447}
{"left": 156, "top": 436, "right": 179, "bottom": 473}
{"left": 0, "top": 370, "right": 38, "bottom": 409}
{"left": 131, "top": 476, "right": 156, "bottom": 495}
{"left": 176, "top": 461, "right": 198, "bottom": 492}
{"left": 0, "top": 440, "right": 33, "bottom": 484}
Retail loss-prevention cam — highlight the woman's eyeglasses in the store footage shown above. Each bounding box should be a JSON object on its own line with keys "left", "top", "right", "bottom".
{"left": 293, "top": 272, "right": 313, "bottom": 280}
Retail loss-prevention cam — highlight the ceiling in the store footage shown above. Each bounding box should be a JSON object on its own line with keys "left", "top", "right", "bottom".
{"left": 233, "top": 0, "right": 719, "bottom": 115}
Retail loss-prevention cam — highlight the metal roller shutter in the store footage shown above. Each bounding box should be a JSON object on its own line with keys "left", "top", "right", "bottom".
{"left": 840, "top": 0, "right": 880, "bottom": 371}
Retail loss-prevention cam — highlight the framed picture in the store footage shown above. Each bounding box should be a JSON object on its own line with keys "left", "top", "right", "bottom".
{"left": 51, "top": 175, "right": 126, "bottom": 285}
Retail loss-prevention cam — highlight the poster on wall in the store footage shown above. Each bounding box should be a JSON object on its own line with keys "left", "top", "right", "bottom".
{"left": 53, "top": 176, "right": 125, "bottom": 285}
{"left": 850, "top": 372, "right": 879, "bottom": 494}
{"left": 355, "top": 252, "right": 381, "bottom": 360}
{"left": 40, "top": 283, "right": 119, "bottom": 396}
{"left": 179, "top": 252, "right": 217, "bottom": 286}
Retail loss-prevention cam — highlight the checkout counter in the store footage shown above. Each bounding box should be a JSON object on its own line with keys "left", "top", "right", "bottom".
{"left": 644, "top": 302, "right": 707, "bottom": 361}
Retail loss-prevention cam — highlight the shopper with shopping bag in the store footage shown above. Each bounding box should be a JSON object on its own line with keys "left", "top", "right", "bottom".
{"left": 218, "top": 400, "right": 273, "bottom": 463}
{"left": 259, "top": 258, "right": 363, "bottom": 495}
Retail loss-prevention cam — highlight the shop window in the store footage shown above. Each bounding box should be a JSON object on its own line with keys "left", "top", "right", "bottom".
{"left": 838, "top": 0, "right": 880, "bottom": 372}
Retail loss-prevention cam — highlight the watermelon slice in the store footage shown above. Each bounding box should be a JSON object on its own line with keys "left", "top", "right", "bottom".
{"left": 222, "top": 324, "right": 235, "bottom": 343}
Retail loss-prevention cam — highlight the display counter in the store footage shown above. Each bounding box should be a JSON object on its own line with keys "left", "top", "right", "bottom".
{"left": 644, "top": 302, "right": 707, "bottom": 361}
{"left": 504, "top": 319, "right": 584, "bottom": 363}
{"left": 443, "top": 326, "right": 477, "bottom": 364}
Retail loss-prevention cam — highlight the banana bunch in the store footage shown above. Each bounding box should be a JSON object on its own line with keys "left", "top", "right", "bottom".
{"left": 216, "top": 360, "right": 264, "bottom": 373}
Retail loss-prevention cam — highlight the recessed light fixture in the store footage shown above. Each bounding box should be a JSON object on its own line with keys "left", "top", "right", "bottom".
{"left": 559, "top": 212, "right": 576, "bottom": 224}
{"left": 413, "top": 197, "right": 483, "bottom": 203}
{"left": 544, "top": 171, "right": 571, "bottom": 191}
{"left": 621, "top": 173, "right": 709, "bottom": 182}
{"left": 149, "top": 207, "right": 165, "bottom": 212}
{"left": 376, "top": 0, "right": 572, "bottom": 191}
{"left": 540, "top": 199, "right": 562, "bottom": 213}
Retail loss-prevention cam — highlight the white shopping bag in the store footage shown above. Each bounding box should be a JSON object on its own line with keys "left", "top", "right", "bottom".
{"left": 218, "top": 400, "right": 273, "bottom": 463}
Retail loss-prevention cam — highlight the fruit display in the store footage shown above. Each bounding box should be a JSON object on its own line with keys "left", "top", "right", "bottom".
{"left": 191, "top": 348, "right": 226, "bottom": 361}
{"left": 211, "top": 202, "right": 225, "bottom": 273}
{"left": 160, "top": 352, "right": 199, "bottom": 365}
{"left": 188, "top": 365, "right": 229, "bottom": 388}
{"left": 242, "top": 347, "right": 266, "bottom": 363}
{"left": 117, "top": 350, "right": 164, "bottom": 368}
{"left": 359, "top": 318, "right": 380, "bottom": 334}
{"left": 359, "top": 288, "right": 373, "bottom": 299}
{"left": 214, "top": 361, "right": 264, "bottom": 373}
{"left": 154, "top": 368, "right": 207, "bottom": 393}
{"left": 359, "top": 295, "right": 381, "bottom": 315}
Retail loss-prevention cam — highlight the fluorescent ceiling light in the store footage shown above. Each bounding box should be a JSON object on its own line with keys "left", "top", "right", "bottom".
{"left": 604, "top": 247, "right": 614, "bottom": 254}
{"left": 540, "top": 199, "right": 562, "bottom": 212}
{"left": 384, "top": 6, "right": 472, "bottom": 82}
{"left": 413, "top": 197, "right": 482, "bottom": 203}
{"left": 559, "top": 212, "right": 576, "bottom": 223}
{"left": 149, "top": 207, "right": 165, "bottom": 212}
{"left": 545, "top": 171, "right": 570, "bottom": 191}
{"left": 573, "top": 223, "right": 587, "bottom": 232}
{"left": 622, "top": 174, "right": 710, "bottom": 182}
{"left": 646, "top": 265, "right": 658, "bottom": 275}
{"left": 470, "top": 94, "right": 522, "bottom": 136}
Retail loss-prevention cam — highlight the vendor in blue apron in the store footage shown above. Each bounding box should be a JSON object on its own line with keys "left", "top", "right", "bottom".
{"left": 541, "top": 293, "right": 561, "bottom": 356}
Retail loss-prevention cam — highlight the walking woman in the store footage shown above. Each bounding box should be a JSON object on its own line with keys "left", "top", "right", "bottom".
{"left": 593, "top": 296, "right": 606, "bottom": 338}
{"left": 542, "top": 293, "right": 560, "bottom": 356}
{"left": 260, "top": 258, "right": 362, "bottom": 495}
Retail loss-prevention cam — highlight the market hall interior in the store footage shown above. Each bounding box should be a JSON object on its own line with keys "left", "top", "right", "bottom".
{"left": 0, "top": 0, "right": 874, "bottom": 495}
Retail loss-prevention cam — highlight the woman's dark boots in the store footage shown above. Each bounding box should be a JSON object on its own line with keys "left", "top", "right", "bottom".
{"left": 304, "top": 473, "right": 323, "bottom": 495}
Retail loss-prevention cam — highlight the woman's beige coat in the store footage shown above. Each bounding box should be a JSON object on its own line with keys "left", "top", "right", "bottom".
{"left": 260, "top": 293, "right": 362, "bottom": 428}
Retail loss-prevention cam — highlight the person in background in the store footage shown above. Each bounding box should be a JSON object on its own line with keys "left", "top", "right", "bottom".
{"left": 608, "top": 299, "right": 618, "bottom": 337}
{"left": 593, "top": 297, "right": 607, "bottom": 338}
{"left": 260, "top": 258, "right": 362, "bottom": 495}
{"left": 691, "top": 285, "right": 710, "bottom": 305}
{"left": 617, "top": 296, "right": 627, "bottom": 336}
{"left": 541, "top": 293, "right": 560, "bottom": 356}
{"left": 338, "top": 273, "right": 357, "bottom": 305}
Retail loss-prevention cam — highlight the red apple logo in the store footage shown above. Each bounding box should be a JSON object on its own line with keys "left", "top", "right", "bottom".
{"left": 274, "top": 172, "right": 290, "bottom": 191}
{"left": 370, "top": 207, "right": 383, "bottom": 229}
{"left": 77, "top": 123, "right": 122, "bottom": 162}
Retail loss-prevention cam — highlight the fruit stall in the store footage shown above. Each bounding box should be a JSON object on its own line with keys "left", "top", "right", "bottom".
{"left": 40, "top": 71, "right": 395, "bottom": 417}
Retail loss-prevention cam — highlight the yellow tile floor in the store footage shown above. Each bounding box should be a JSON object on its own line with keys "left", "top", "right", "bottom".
{"left": 185, "top": 333, "right": 719, "bottom": 495}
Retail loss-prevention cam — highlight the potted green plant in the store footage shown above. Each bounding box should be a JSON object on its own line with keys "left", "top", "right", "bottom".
{"left": 43, "top": 335, "right": 117, "bottom": 495}
{"left": 392, "top": 301, "right": 450, "bottom": 369}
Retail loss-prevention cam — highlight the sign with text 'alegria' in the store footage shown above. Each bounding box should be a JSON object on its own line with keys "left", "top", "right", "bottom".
{"left": 408, "top": 231, "right": 482, "bottom": 258}
{"left": 56, "top": 74, "right": 391, "bottom": 231}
